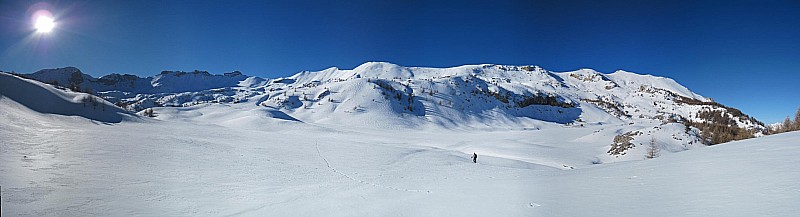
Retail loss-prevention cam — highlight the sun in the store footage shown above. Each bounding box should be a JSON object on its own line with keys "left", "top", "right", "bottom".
{"left": 35, "top": 15, "right": 56, "bottom": 33}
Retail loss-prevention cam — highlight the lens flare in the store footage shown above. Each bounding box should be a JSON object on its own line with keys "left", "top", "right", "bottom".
{"left": 31, "top": 8, "right": 56, "bottom": 34}
{"left": 35, "top": 15, "right": 56, "bottom": 33}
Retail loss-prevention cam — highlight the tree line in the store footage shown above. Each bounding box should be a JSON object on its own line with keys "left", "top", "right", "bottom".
{"left": 769, "top": 106, "right": 800, "bottom": 134}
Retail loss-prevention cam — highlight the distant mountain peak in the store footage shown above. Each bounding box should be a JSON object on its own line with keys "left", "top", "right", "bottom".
{"left": 14, "top": 62, "right": 765, "bottom": 148}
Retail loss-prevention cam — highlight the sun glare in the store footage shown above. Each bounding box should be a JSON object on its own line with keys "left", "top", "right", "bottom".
{"left": 35, "top": 15, "right": 56, "bottom": 33}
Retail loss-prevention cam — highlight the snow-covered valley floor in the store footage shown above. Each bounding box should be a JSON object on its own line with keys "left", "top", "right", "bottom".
{"left": 2, "top": 100, "right": 799, "bottom": 216}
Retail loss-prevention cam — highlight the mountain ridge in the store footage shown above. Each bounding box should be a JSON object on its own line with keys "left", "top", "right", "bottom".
{"left": 3, "top": 62, "right": 766, "bottom": 158}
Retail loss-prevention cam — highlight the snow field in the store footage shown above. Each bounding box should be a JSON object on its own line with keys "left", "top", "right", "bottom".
{"left": 1, "top": 64, "right": 791, "bottom": 216}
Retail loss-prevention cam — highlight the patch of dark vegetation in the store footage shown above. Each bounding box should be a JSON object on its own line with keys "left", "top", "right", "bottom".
{"left": 608, "top": 131, "right": 642, "bottom": 157}
{"left": 582, "top": 98, "right": 630, "bottom": 118}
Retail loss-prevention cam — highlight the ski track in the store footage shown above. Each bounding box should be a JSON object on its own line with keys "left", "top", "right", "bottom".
{"left": 315, "top": 143, "right": 429, "bottom": 193}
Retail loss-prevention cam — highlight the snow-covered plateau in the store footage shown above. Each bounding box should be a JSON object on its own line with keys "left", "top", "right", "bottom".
{"left": 1, "top": 63, "right": 796, "bottom": 216}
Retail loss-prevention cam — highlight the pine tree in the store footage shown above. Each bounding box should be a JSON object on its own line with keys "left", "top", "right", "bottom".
{"left": 782, "top": 116, "right": 792, "bottom": 133}
{"left": 794, "top": 107, "right": 800, "bottom": 131}
{"left": 91, "top": 96, "right": 98, "bottom": 110}
{"left": 645, "top": 137, "right": 660, "bottom": 159}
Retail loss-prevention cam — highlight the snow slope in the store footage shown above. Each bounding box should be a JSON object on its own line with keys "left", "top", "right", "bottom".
{"left": 0, "top": 72, "right": 134, "bottom": 123}
{"left": 18, "top": 63, "right": 758, "bottom": 132}
{"left": 1, "top": 90, "right": 797, "bottom": 216}
{"left": 1, "top": 69, "right": 796, "bottom": 216}
{"left": 13, "top": 62, "right": 767, "bottom": 161}
{"left": 529, "top": 131, "right": 800, "bottom": 216}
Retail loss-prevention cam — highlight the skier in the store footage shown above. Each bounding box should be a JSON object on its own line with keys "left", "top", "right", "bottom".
{"left": 472, "top": 152, "right": 477, "bottom": 163}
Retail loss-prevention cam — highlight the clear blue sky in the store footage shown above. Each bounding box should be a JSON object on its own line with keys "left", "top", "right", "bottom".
{"left": 1, "top": 0, "right": 798, "bottom": 123}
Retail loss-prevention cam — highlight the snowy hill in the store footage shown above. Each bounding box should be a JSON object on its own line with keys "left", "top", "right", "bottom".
{"left": 22, "top": 67, "right": 248, "bottom": 94}
{"left": 254, "top": 62, "right": 763, "bottom": 151}
{"left": 527, "top": 131, "right": 800, "bottom": 216}
{"left": 1, "top": 63, "right": 794, "bottom": 216}
{"left": 0, "top": 72, "right": 135, "bottom": 123}
{"left": 1, "top": 91, "right": 797, "bottom": 216}
{"left": 13, "top": 62, "right": 766, "bottom": 160}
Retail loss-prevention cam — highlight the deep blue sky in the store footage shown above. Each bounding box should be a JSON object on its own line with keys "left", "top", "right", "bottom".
{"left": 1, "top": 0, "right": 798, "bottom": 123}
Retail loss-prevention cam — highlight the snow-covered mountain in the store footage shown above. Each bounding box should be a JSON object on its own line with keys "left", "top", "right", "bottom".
{"left": 1, "top": 70, "right": 797, "bottom": 215}
{"left": 9, "top": 62, "right": 766, "bottom": 160}
{"left": 3, "top": 64, "right": 796, "bottom": 216}
{"left": 22, "top": 66, "right": 248, "bottom": 94}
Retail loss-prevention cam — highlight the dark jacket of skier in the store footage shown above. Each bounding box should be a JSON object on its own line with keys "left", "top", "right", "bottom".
{"left": 472, "top": 153, "right": 477, "bottom": 163}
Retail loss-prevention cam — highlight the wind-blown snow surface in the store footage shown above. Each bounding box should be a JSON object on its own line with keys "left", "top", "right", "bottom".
{"left": 1, "top": 79, "right": 799, "bottom": 216}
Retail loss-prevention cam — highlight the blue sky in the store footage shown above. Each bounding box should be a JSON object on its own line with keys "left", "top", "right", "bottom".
{"left": 1, "top": 0, "right": 798, "bottom": 123}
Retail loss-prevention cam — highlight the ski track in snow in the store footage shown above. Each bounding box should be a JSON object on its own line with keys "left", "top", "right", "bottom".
{"left": 315, "top": 143, "right": 429, "bottom": 193}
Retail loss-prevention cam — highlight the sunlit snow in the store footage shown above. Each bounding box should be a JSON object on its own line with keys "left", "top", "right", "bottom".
{"left": 1, "top": 66, "right": 797, "bottom": 216}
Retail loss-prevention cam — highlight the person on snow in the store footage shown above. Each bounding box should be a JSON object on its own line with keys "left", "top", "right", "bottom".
{"left": 472, "top": 152, "right": 477, "bottom": 163}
